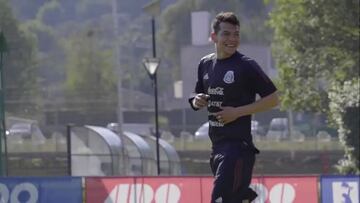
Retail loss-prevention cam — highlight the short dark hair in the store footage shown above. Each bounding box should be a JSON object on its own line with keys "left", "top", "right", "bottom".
{"left": 211, "top": 12, "right": 240, "bottom": 34}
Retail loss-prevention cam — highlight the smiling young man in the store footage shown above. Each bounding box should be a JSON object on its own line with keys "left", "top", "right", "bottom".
{"left": 189, "top": 12, "right": 279, "bottom": 203}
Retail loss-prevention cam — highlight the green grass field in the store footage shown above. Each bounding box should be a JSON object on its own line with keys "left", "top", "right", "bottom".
{"left": 171, "top": 137, "right": 342, "bottom": 151}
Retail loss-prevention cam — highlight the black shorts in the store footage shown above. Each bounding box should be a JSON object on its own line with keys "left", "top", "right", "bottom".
{"left": 210, "top": 142, "right": 258, "bottom": 203}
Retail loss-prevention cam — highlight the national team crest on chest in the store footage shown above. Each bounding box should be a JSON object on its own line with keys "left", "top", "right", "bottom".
{"left": 223, "top": 70, "right": 234, "bottom": 84}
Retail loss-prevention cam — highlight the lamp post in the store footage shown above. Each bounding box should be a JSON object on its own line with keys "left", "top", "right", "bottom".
{"left": 143, "top": 0, "right": 160, "bottom": 59}
{"left": 142, "top": 57, "right": 160, "bottom": 175}
{"left": 0, "top": 31, "right": 8, "bottom": 176}
{"left": 111, "top": 0, "right": 127, "bottom": 175}
{"left": 143, "top": 0, "right": 161, "bottom": 175}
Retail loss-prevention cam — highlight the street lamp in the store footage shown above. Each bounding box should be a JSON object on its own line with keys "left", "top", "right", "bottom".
{"left": 143, "top": 0, "right": 161, "bottom": 175}
{"left": 0, "top": 31, "right": 8, "bottom": 176}
{"left": 142, "top": 57, "right": 161, "bottom": 175}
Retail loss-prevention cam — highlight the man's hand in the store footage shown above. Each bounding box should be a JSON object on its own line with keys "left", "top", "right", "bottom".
{"left": 215, "top": 106, "right": 240, "bottom": 124}
{"left": 192, "top": 93, "right": 210, "bottom": 109}
{"left": 215, "top": 91, "right": 279, "bottom": 124}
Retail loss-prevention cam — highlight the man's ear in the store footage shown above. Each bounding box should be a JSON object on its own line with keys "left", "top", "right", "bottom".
{"left": 210, "top": 32, "right": 217, "bottom": 43}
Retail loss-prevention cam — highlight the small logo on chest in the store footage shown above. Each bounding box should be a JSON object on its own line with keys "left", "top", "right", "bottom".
{"left": 223, "top": 71, "right": 234, "bottom": 84}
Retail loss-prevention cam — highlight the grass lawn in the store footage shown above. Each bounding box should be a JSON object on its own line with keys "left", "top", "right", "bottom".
{"left": 171, "top": 137, "right": 342, "bottom": 151}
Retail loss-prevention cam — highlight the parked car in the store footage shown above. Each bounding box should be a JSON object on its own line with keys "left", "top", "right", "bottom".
{"left": 7, "top": 123, "right": 33, "bottom": 138}
{"left": 251, "top": 120, "right": 265, "bottom": 137}
{"left": 7, "top": 123, "right": 45, "bottom": 142}
{"left": 265, "top": 118, "right": 289, "bottom": 140}
{"left": 194, "top": 122, "right": 209, "bottom": 140}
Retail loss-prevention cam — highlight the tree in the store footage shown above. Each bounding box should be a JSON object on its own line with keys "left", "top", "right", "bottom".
{"left": 63, "top": 27, "right": 117, "bottom": 113}
{"left": 0, "top": 0, "right": 40, "bottom": 118}
{"left": 269, "top": 0, "right": 359, "bottom": 174}
{"left": 329, "top": 79, "right": 359, "bottom": 174}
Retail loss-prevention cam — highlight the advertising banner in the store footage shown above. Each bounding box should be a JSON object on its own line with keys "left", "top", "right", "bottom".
{"left": 86, "top": 176, "right": 318, "bottom": 203}
{"left": 0, "top": 177, "right": 82, "bottom": 203}
{"left": 86, "top": 177, "right": 206, "bottom": 203}
{"left": 251, "top": 176, "right": 318, "bottom": 203}
{"left": 321, "top": 175, "right": 359, "bottom": 203}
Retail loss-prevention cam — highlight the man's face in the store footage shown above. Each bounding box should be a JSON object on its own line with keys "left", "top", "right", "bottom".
{"left": 211, "top": 22, "right": 240, "bottom": 59}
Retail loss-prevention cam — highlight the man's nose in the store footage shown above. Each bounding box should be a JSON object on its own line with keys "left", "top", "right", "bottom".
{"left": 229, "top": 34, "right": 239, "bottom": 41}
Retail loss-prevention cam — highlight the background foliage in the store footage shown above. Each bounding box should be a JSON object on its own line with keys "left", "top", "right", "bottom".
{"left": 0, "top": 0, "right": 40, "bottom": 118}
{"left": 2, "top": 0, "right": 271, "bottom": 119}
{"left": 269, "top": 0, "right": 359, "bottom": 174}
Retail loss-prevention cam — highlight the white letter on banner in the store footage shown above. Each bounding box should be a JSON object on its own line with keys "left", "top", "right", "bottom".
{"left": 129, "top": 184, "right": 153, "bottom": 203}
{"left": 105, "top": 184, "right": 154, "bottom": 203}
{"left": 155, "top": 184, "right": 180, "bottom": 203}
{"left": 250, "top": 183, "right": 268, "bottom": 203}
{"left": 10, "top": 183, "right": 38, "bottom": 203}
{"left": 105, "top": 184, "right": 130, "bottom": 203}
{"left": 332, "top": 181, "right": 359, "bottom": 203}
{"left": 269, "top": 183, "right": 295, "bottom": 203}
{"left": 0, "top": 183, "right": 10, "bottom": 202}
